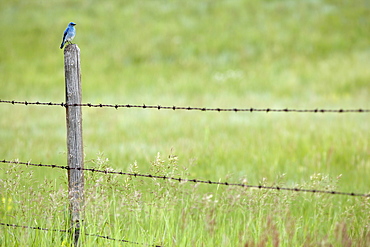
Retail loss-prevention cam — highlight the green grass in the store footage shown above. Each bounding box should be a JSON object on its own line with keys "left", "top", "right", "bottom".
{"left": 1, "top": 0, "right": 369, "bottom": 246}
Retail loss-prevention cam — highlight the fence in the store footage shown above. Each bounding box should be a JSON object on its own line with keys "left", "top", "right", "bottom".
{"left": 1, "top": 44, "right": 369, "bottom": 246}
{"left": 1, "top": 99, "right": 369, "bottom": 113}
{"left": 1, "top": 159, "right": 368, "bottom": 198}
{"left": 0, "top": 222, "right": 161, "bottom": 247}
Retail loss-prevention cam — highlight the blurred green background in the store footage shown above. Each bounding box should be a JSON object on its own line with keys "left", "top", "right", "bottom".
{"left": 0, "top": 0, "right": 369, "bottom": 245}
{"left": 0, "top": 0, "right": 369, "bottom": 188}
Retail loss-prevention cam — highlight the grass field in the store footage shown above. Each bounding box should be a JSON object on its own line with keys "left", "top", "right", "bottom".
{"left": 1, "top": 0, "right": 370, "bottom": 246}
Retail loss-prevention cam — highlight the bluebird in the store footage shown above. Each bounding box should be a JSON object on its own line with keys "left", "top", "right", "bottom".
{"left": 60, "top": 22, "right": 76, "bottom": 49}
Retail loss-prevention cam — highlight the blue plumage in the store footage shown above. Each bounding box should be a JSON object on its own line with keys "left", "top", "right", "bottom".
{"left": 60, "top": 22, "right": 76, "bottom": 49}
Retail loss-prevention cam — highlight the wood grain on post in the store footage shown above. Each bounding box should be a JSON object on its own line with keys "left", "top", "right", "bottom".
{"left": 64, "top": 44, "right": 84, "bottom": 246}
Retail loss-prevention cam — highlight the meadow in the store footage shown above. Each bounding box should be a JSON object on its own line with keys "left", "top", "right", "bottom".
{"left": 0, "top": 0, "right": 369, "bottom": 246}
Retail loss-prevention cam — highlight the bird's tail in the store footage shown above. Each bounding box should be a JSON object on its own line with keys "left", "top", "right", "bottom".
{"left": 60, "top": 41, "right": 65, "bottom": 49}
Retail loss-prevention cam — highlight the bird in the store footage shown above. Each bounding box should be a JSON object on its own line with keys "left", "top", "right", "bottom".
{"left": 60, "top": 22, "right": 76, "bottom": 49}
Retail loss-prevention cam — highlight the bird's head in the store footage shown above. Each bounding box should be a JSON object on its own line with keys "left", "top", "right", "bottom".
{"left": 69, "top": 22, "right": 77, "bottom": 26}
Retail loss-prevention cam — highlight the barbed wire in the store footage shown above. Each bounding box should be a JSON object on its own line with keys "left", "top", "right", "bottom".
{"left": 1, "top": 159, "right": 369, "bottom": 197}
{"left": 0, "top": 222, "right": 161, "bottom": 246}
{"left": 1, "top": 99, "right": 369, "bottom": 113}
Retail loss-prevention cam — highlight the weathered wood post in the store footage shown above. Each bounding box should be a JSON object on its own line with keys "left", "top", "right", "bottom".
{"left": 64, "top": 44, "right": 84, "bottom": 246}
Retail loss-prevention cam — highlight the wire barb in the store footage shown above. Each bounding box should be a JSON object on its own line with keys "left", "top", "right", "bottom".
{"left": 1, "top": 159, "right": 369, "bottom": 197}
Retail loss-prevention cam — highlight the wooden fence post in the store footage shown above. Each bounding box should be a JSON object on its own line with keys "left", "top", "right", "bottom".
{"left": 64, "top": 44, "right": 84, "bottom": 246}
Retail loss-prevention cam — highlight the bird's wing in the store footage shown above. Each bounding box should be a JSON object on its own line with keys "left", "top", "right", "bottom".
{"left": 62, "top": 28, "right": 69, "bottom": 41}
